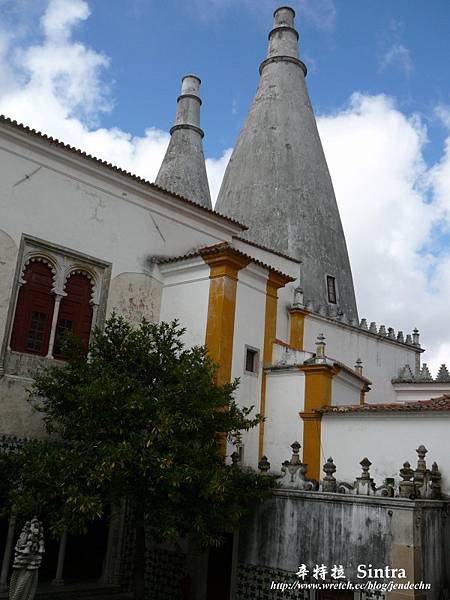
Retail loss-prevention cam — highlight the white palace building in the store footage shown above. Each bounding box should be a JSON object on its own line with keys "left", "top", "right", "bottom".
{"left": 0, "top": 6, "right": 449, "bottom": 600}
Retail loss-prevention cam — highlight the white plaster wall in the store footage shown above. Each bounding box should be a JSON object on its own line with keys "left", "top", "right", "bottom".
{"left": 159, "top": 261, "right": 210, "bottom": 349}
{"left": 321, "top": 414, "right": 450, "bottom": 494}
{"left": 232, "top": 238, "right": 301, "bottom": 347}
{"left": 0, "top": 144, "right": 231, "bottom": 280}
{"left": 264, "top": 370, "right": 305, "bottom": 471}
{"left": 304, "top": 314, "right": 418, "bottom": 404}
{"left": 332, "top": 373, "right": 362, "bottom": 406}
{"left": 230, "top": 265, "right": 267, "bottom": 467}
{"left": 393, "top": 383, "right": 450, "bottom": 403}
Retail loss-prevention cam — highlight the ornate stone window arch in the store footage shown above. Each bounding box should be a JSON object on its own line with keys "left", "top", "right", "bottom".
{"left": 5, "top": 236, "right": 111, "bottom": 365}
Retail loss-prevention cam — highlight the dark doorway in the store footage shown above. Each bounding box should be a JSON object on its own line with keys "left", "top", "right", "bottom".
{"left": 63, "top": 517, "right": 109, "bottom": 582}
{"left": 206, "top": 533, "right": 234, "bottom": 600}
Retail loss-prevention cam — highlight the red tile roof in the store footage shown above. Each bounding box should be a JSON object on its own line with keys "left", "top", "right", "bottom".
{"left": 0, "top": 115, "right": 247, "bottom": 231}
{"left": 318, "top": 395, "right": 450, "bottom": 414}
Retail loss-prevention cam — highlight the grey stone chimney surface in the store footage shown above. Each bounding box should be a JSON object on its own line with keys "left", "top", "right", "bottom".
{"left": 215, "top": 6, "right": 358, "bottom": 320}
{"left": 155, "top": 75, "right": 212, "bottom": 208}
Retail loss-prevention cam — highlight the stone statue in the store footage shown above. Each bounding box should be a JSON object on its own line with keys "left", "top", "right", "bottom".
{"left": 9, "top": 517, "right": 44, "bottom": 600}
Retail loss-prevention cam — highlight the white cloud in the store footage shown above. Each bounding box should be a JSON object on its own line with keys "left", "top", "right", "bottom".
{"left": 317, "top": 94, "right": 450, "bottom": 375}
{"left": 206, "top": 148, "right": 233, "bottom": 204}
{"left": 378, "top": 43, "right": 414, "bottom": 75}
{"left": 0, "top": 0, "right": 170, "bottom": 180}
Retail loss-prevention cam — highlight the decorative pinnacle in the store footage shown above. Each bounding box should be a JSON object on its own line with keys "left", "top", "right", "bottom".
{"left": 292, "top": 286, "right": 304, "bottom": 308}
{"left": 412, "top": 328, "right": 420, "bottom": 347}
{"left": 323, "top": 457, "right": 336, "bottom": 479}
{"left": 360, "top": 457, "right": 372, "bottom": 479}
{"left": 355, "top": 358, "right": 363, "bottom": 375}
{"left": 315, "top": 333, "right": 326, "bottom": 358}
{"left": 258, "top": 455, "right": 271, "bottom": 474}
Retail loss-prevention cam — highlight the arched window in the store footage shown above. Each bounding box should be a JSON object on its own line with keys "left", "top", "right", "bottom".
{"left": 53, "top": 273, "right": 93, "bottom": 358}
{"left": 10, "top": 261, "right": 55, "bottom": 356}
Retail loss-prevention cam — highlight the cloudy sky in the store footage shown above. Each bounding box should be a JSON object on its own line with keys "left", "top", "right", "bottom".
{"left": 1, "top": 0, "right": 450, "bottom": 373}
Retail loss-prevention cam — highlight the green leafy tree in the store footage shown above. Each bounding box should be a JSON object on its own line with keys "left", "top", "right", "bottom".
{"left": 0, "top": 316, "right": 274, "bottom": 599}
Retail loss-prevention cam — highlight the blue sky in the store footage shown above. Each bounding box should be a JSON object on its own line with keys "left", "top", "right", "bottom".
{"left": 1, "top": 0, "right": 450, "bottom": 372}
{"left": 79, "top": 0, "right": 450, "bottom": 163}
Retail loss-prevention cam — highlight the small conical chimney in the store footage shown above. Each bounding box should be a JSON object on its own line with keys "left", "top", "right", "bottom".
{"left": 155, "top": 75, "right": 211, "bottom": 208}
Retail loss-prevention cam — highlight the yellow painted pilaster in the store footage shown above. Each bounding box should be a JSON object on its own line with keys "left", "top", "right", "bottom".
{"left": 203, "top": 249, "right": 250, "bottom": 386}
{"left": 202, "top": 248, "right": 250, "bottom": 456}
{"left": 299, "top": 363, "right": 339, "bottom": 480}
{"left": 289, "top": 307, "right": 308, "bottom": 350}
{"left": 258, "top": 272, "right": 293, "bottom": 459}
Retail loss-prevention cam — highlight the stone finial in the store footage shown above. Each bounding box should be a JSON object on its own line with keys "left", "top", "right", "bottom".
{"left": 292, "top": 286, "right": 304, "bottom": 308}
{"left": 387, "top": 327, "right": 395, "bottom": 340}
{"left": 353, "top": 457, "right": 376, "bottom": 496}
{"left": 360, "top": 318, "right": 368, "bottom": 330}
{"left": 378, "top": 325, "right": 387, "bottom": 336}
{"left": 322, "top": 457, "right": 337, "bottom": 492}
{"left": 405, "top": 334, "right": 413, "bottom": 345}
{"left": 436, "top": 364, "right": 450, "bottom": 382}
{"left": 315, "top": 333, "right": 326, "bottom": 358}
{"left": 354, "top": 358, "right": 363, "bottom": 375}
{"left": 290, "top": 441, "right": 301, "bottom": 464}
{"left": 9, "top": 517, "right": 45, "bottom": 599}
{"left": 412, "top": 328, "right": 420, "bottom": 347}
{"left": 397, "top": 331, "right": 405, "bottom": 343}
{"left": 415, "top": 445, "right": 428, "bottom": 478}
{"left": 369, "top": 321, "right": 377, "bottom": 334}
{"left": 430, "top": 462, "right": 442, "bottom": 499}
{"left": 399, "top": 461, "right": 416, "bottom": 499}
{"left": 350, "top": 318, "right": 359, "bottom": 327}
{"left": 278, "top": 441, "right": 318, "bottom": 490}
{"left": 359, "top": 457, "right": 372, "bottom": 480}
{"left": 397, "top": 364, "right": 414, "bottom": 381}
{"left": 258, "top": 455, "right": 271, "bottom": 474}
{"left": 418, "top": 364, "right": 433, "bottom": 381}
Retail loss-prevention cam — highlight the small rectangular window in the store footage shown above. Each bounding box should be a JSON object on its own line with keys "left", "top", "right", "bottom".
{"left": 327, "top": 276, "right": 337, "bottom": 304}
{"left": 245, "top": 347, "right": 259, "bottom": 373}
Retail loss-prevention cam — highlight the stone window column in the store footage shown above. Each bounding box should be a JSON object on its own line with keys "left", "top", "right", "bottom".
{"left": 46, "top": 291, "right": 66, "bottom": 359}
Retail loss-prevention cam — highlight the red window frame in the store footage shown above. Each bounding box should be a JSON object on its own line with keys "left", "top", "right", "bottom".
{"left": 10, "top": 261, "right": 55, "bottom": 356}
{"left": 53, "top": 273, "right": 93, "bottom": 358}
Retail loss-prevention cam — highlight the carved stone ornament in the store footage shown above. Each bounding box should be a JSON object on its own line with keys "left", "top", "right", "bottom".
{"left": 9, "top": 517, "right": 44, "bottom": 600}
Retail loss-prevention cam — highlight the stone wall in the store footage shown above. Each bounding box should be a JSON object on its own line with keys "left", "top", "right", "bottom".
{"left": 237, "top": 490, "right": 450, "bottom": 599}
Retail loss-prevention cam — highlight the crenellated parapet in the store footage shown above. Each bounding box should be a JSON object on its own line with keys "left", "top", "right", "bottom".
{"left": 394, "top": 362, "right": 450, "bottom": 383}
{"left": 252, "top": 441, "right": 444, "bottom": 500}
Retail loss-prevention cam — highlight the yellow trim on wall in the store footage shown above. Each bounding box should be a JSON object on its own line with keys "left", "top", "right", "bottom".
{"left": 289, "top": 307, "right": 308, "bottom": 350}
{"left": 203, "top": 249, "right": 250, "bottom": 386}
{"left": 299, "top": 363, "right": 339, "bottom": 480}
{"left": 258, "top": 271, "right": 293, "bottom": 459}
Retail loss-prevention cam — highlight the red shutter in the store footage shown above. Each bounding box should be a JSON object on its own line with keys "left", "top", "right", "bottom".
{"left": 10, "top": 261, "right": 55, "bottom": 356}
{"left": 54, "top": 273, "right": 93, "bottom": 358}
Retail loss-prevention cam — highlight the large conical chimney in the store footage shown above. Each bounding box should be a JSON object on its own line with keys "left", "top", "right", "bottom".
{"left": 215, "top": 7, "right": 358, "bottom": 320}
{"left": 156, "top": 75, "right": 211, "bottom": 208}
